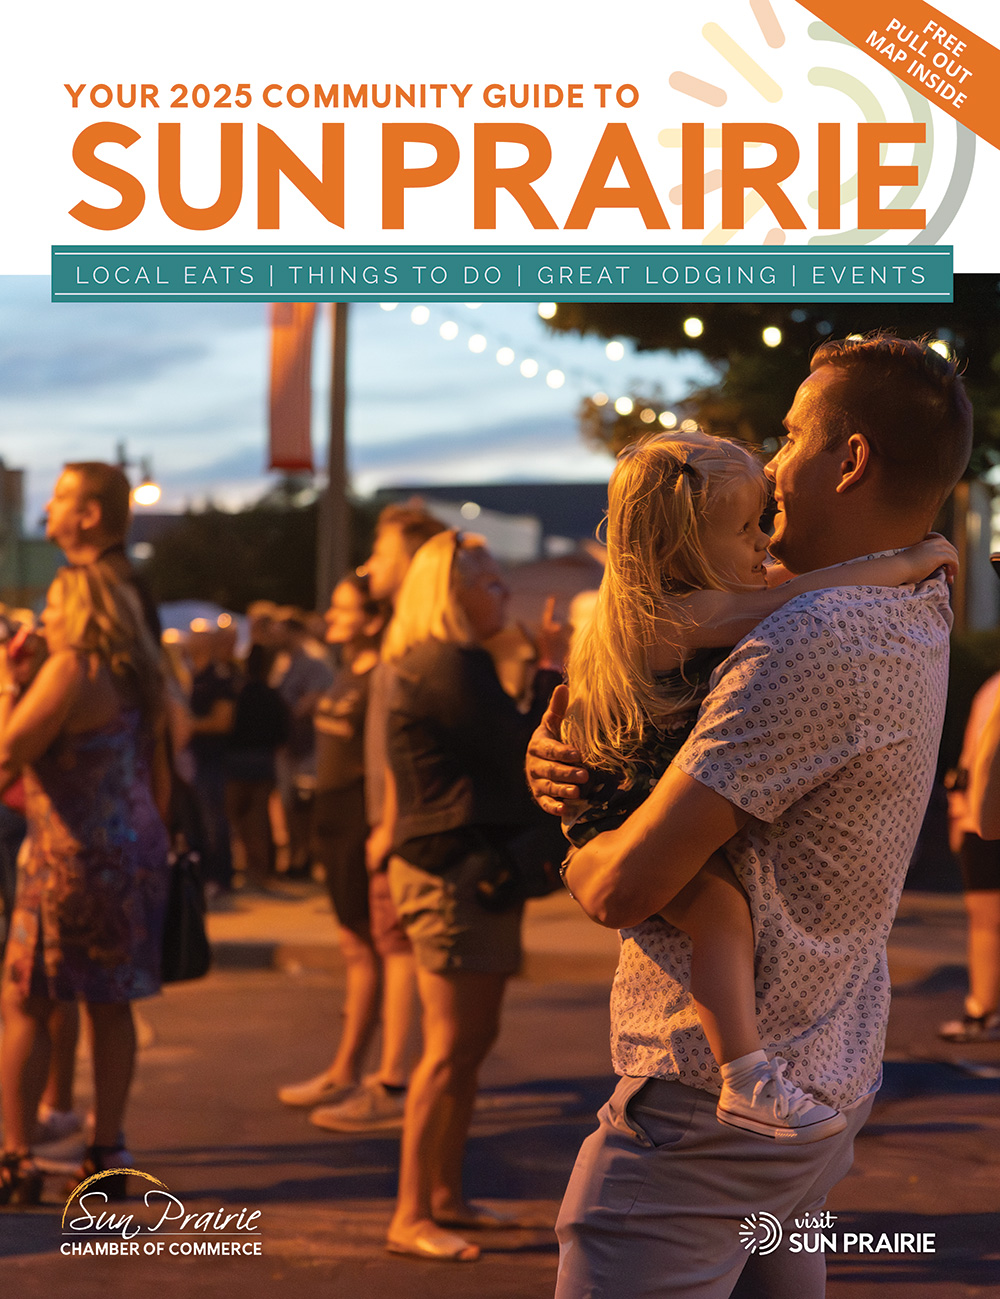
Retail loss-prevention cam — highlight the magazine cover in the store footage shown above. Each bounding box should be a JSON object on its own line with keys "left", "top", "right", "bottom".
{"left": 0, "top": 1, "right": 998, "bottom": 1295}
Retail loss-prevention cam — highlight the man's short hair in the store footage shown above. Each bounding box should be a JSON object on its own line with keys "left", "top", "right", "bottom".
{"left": 376, "top": 502, "right": 447, "bottom": 559}
{"left": 64, "top": 462, "right": 132, "bottom": 541}
{"left": 810, "top": 334, "right": 973, "bottom": 511}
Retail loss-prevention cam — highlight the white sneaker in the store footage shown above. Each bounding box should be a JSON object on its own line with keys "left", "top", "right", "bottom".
{"left": 310, "top": 1078, "right": 406, "bottom": 1132}
{"left": 277, "top": 1074, "right": 357, "bottom": 1108}
{"left": 717, "top": 1057, "right": 847, "bottom": 1143}
{"left": 938, "top": 1011, "right": 1000, "bottom": 1043}
{"left": 34, "top": 1107, "right": 83, "bottom": 1145}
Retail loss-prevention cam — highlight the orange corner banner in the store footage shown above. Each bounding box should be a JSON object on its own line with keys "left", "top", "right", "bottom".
{"left": 796, "top": 0, "right": 1000, "bottom": 152}
{"left": 268, "top": 302, "right": 316, "bottom": 473}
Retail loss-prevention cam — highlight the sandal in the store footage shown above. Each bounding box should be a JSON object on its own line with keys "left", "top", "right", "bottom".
{"left": 0, "top": 1152, "right": 44, "bottom": 1208}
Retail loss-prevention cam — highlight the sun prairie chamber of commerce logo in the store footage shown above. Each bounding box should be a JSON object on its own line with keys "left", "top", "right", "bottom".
{"left": 739, "top": 1212, "right": 783, "bottom": 1254}
{"left": 61, "top": 1169, "right": 263, "bottom": 1258}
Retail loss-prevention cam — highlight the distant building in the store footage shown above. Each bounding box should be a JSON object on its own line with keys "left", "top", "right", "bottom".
{"left": 372, "top": 482, "right": 609, "bottom": 560}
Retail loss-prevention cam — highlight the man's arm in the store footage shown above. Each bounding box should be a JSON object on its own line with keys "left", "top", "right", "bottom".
{"left": 563, "top": 763, "right": 748, "bottom": 929}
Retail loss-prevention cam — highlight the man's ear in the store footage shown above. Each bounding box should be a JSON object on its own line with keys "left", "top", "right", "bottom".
{"left": 834, "top": 433, "right": 872, "bottom": 494}
{"left": 78, "top": 497, "right": 103, "bottom": 532}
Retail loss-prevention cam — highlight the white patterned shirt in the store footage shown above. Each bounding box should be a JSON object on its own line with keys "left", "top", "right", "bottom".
{"left": 610, "top": 573, "right": 952, "bottom": 1109}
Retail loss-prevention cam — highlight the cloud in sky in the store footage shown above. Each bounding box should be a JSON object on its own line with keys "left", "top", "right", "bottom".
{"left": 0, "top": 279, "right": 715, "bottom": 526}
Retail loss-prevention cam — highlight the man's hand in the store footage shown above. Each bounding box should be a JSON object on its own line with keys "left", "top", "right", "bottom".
{"left": 525, "top": 683, "right": 591, "bottom": 817}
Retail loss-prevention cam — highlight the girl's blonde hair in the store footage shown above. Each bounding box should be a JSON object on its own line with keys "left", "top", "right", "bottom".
{"left": 564, "top": 429, "right": 767, "bottom": 779}
{"left": 382, "top": 529, "right": 491, "bottom": 662}
{"left": 51, "top": 561, "right": 165, "bottom": 728}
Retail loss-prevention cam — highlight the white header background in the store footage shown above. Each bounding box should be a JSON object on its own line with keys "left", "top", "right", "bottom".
{"left": 2, "top": 0, "right": 999, "bottom": 272}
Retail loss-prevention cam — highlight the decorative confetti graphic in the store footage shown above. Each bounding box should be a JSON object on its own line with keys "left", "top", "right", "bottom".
{"left": 703, "top": 192, "right": 766, "bottom": 245}
{"left": 750, "top": 0, "right": 785, "bottom": 49}
{"left": 668, "top": 71, "right": 727, "bottom": 106}
{"left": 657, "top": 129, "right": 765, "bottom": 149}
{"left": 660, "top": 9, "right": 968, "bottom": 247}
{"left": 669, "top": 170, "right": 723, "bottom": 206}
{"left": 702, "top": 22, "right": 782, "bottom": 102}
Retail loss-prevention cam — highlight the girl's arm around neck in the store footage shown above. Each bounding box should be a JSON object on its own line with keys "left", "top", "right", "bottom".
{"left": 675, "top": 535, "right": 958, "bottom": 652}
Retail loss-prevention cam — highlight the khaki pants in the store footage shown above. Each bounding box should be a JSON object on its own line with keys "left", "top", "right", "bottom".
{"left": 555, "top": 1074, "right": 874, "bottom": 1299}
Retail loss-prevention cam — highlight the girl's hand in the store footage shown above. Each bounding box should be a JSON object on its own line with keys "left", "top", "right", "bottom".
{"left": 901, "top": 533, "right": 959, "bottom": 585}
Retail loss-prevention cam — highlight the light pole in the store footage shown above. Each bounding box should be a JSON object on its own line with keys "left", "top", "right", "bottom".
{"left": 316, "top": 303, "right": 349, "bottom": 610}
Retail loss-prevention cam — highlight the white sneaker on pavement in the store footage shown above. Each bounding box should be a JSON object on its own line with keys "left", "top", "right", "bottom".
{"left": 938, "top": 1010, "right": 1000, "bottom": 1043}
{"left": 34, "top": 1107, "right": 83, "bottom": 1145}
{"left": 309, "top": 1078, "right": 407, "bottom": 1132}
{"left": 277, "top": 1074, "right": 357, "bottom": 1108}
{"left": 717, "top": 1056, "right": 847, "bottom": 1143}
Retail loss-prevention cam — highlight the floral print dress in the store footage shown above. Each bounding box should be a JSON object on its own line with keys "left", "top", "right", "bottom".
{"left": 2, "top": 709, "right": 170, "bottom": 1003}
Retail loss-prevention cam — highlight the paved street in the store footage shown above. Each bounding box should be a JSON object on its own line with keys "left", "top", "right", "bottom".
{"left": 0, "top": 887, "right": 997, "bottom": 1297}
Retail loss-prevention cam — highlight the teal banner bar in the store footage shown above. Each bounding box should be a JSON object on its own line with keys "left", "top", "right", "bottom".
{"left": 51, "top": 245, "right": 953, "bottom": 303}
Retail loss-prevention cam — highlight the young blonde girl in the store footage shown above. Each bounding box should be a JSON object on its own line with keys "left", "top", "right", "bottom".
{"left": 564, "top": 429, "right": 956, "bottom": 1141}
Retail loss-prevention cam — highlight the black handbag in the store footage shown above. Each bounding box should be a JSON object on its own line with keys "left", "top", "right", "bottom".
{"left": 161, "top": 847, "right": 212, "bottom": 984}
{"left": 474, "top": 816, "right": 568, "bottom": 912}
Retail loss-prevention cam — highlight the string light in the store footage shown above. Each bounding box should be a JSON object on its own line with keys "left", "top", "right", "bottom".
{"left": 762, "top": 326, "right": 782, "bottom": 348}
{"left": 385, "top": 305, "right": 692, "bottom": 428}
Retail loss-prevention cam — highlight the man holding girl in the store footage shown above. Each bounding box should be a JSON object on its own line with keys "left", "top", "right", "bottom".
{"left": 527, "top": 334, "right": 973, "bottom": 1298}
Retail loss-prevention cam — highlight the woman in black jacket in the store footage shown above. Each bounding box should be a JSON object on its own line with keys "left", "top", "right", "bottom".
{"left": 382, "top": 531, "right": 563, "bottom": 1262}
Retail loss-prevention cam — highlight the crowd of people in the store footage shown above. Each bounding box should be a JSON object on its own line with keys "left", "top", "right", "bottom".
{"left": 0, "top": 333, "right": 997, "bottom": 1296}
{"left": 0, "top": 481, "right": 569, "bottom": 1257}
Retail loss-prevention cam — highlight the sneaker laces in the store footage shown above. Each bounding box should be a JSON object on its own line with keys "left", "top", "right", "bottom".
{"left": 751, "top": 1058, "right": 815, "bottom": 1120}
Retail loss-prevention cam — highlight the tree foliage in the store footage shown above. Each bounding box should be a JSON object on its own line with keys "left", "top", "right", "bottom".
{"left": 141, "top": 481, "right": 382, "bottom": 613}
{"left": 548, "top": 277, "right": 1000, "bottom": 473}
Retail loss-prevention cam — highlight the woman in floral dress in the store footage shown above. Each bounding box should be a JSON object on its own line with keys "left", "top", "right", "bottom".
{"left": 0, "top": 561, "right": 169, "bottom": 1204}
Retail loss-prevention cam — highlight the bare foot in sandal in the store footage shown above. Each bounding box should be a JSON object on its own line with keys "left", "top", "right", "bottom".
{"left": 386, "top": 1218, "right": 479, "bottom": 1262}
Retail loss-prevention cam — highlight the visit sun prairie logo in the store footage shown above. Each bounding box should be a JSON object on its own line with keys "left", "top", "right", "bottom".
{"left": 737, "top": 1211, "right": 937, "bottom": 1257}
{"left": 61, "top": 1170, "right": 263, "bottom": 1257}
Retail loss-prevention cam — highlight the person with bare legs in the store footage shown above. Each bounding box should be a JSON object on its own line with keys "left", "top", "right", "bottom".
{"left": 277, "top": 573, "right": 390, "bottom": 1105}
{"left": 0, "top": 563, "right": 169, "bottom": 1203}
{"left": 381, "top": 531, "right": 564, "bottom": 1260}
{"left": 284, "top": 506, "right": 448, "bottom": 1128}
